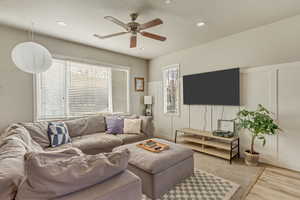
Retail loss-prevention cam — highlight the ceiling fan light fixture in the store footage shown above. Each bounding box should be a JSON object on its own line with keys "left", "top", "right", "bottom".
{"left": 196, "top": 22, "right": 206, "bottom": 27}
{"left": 57, "top": 21, "right": 67, "bottom": 26}
{"left": 165, "top": 0, "right": 172, "bottom": 4}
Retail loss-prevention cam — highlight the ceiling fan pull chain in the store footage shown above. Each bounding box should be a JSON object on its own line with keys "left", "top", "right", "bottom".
{"left": 29, "top": 21, "right": 35, "bottom": 41}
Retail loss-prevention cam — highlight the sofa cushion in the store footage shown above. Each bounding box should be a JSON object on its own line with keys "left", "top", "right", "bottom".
{"left": 0, "top": 138, "right": 26, "bottom": 200}
{"left": 114, "top": 138, "right": 194, "bottom": 174}
{"left": 54, "top": 170, "right": 142, "bottom": 200}
{"left": 65, "top": 115, "right": 106, "bottom": 137}
{"left": 47, "top": 122, "right": 71, "bottom": 147}
{"left": 19, "top": 121, "right": 50, "bottom": 148}
{"left": 45, "top": 143, "right": 73, "bottom": 152}
{"left": 15, "top": 148, "right": 130, "bottom": 200}
{"left": 117, "top": 134, "right": 147, "bottom": 144}
{"left": 0, "top": 124, "right": 44, "bottom": 200}
{"left": 72, "top": 133, "right": 122, "bottom": 152}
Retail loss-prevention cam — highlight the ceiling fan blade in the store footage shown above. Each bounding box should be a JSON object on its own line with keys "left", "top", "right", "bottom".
{"left": 140, "top": 18, "right": 163, "bottom": 30}
{"left": 104, "top": 16, "right": 129, "bottom": 30}
{"left": 141, "top": 31, "right": 166, "bottom": 41}
{"left": 130, "top": 35, "right": 137, "bottom": 48}
{"left": 94, "top": 32, "right": 128, "bottom": 39}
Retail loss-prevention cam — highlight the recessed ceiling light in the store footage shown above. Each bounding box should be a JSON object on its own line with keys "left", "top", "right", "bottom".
{"left": 57, "top": 21, "right": 67, "bottom": 26}
{"left": 196, "top": 22, "right": 206, "bottom": 27}
{"left": 165, "top": 0, "right": 172, "bottom": 4}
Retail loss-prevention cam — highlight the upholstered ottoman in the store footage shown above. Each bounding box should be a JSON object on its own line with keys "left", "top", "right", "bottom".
{"left": 114, "top": 138, "right": 194, "bottom": 199}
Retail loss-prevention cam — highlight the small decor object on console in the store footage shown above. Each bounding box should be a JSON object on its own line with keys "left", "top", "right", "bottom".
{"left": 213, "top": 130, "right": 235, "bottom": 138}
{"left": 47, "top": 122, "right": 71, "bottom": 147}
{"left": 213, "top": 119, "right": 235, "bottom": 138}
{"left": 218, "top": 119, "right": 235, "bottom": 133}
{"left": 137, "top": 139, "right": 170, "bottom": 153}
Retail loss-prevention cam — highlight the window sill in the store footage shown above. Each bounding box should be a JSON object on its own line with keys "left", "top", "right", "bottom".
{"left": 36, "top": 112, "right": 131, "bottom": 122}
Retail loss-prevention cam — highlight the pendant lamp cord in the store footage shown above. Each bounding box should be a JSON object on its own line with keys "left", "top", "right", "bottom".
{"left": 31, "top": 22, "right": 34, "bottom": 41}
{"left": 28, "top": 22, "right": 35, "bottom": 41}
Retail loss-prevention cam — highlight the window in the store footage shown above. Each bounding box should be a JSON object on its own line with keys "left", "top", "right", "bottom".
{"left": 163, "top": 64, "right": 180, "bottom": 115}
{"left": 35, "top": 58, "right": 129, "bottom": 120}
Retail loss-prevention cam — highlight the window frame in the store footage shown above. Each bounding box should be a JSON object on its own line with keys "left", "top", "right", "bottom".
{"left": 162, "top": 64, "right": 180, "bottom": 116}
{"left": 33, "top": 55, "right": 131, "bottom": 121}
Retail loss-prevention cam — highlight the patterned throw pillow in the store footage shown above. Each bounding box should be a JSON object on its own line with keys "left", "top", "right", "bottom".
{"left": 105, "top": 117, "right": 124, "bottom": 135}
{"left": 47, "top": 122, "right": 71, "bottom": 147}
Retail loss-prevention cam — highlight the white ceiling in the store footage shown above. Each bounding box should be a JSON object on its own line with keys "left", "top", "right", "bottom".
{"left": 1, "top": 0, "right": 300, "bottom": 59}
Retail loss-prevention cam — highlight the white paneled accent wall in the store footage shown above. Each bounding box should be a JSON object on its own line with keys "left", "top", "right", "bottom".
{"left": 149, "top": 62, "right": 300, "bottom": 172}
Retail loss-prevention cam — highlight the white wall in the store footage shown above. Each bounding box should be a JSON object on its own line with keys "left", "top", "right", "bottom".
{"left": 148, "top": 14, "right": 300, "bottom": 171}
{"left": 0, "top": 25, "right": 148, "bottom": 132}
{"left": 149, "top": 14, "right": 300, "bottom": 81}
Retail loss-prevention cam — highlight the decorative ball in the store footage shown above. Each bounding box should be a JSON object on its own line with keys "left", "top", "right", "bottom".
{"left": 11, "top": 42, "right": 52, "bottom": 74}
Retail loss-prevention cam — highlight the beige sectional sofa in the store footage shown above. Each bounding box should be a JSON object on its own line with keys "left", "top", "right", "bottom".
{"left": 0, "top": 114, "right": 152, "bottom": 200}
{"left": 20, "top": 115, "right": 152, "bottom": 154}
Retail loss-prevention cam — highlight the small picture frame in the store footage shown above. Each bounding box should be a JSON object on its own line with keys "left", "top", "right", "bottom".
{"left": 135, "top": 77, "right": 144, "bottom": 92}
{"left": 217, "top": 120, "right": 235, "bottom": 133}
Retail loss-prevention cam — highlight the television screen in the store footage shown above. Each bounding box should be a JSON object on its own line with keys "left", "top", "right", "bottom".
{"left": 183, "top": 68, "right": 240, "bottom": 106}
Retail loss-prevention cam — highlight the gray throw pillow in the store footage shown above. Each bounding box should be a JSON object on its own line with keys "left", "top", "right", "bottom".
{"left": 64, "top": 115, "right": 106, "bottom": 137}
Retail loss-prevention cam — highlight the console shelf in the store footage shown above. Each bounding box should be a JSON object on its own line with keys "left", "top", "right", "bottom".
{"left": 175, "top": 128, "right": 240, "bottom": 164}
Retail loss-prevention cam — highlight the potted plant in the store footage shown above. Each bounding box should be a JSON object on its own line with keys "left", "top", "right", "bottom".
{"left": 235, "top": 104, "right": 280, "bottom": 166}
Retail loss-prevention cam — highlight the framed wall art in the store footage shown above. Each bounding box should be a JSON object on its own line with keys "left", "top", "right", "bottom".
{"left": 135, "top": 77, "right": 144, "bottom": 92}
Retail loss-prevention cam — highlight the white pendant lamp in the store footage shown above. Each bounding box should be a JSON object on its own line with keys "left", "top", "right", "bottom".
{"left": 11, "top": 23, "right": 52, "bottom": 74}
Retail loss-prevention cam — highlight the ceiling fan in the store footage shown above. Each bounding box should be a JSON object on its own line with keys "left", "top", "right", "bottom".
{"left": 94, "top": 13, "right": 167, "bottom": 48}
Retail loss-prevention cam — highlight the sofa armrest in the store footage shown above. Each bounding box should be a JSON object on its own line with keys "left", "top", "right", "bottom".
{"left": 139, "top": 116, "right": 153, "bottom": 138}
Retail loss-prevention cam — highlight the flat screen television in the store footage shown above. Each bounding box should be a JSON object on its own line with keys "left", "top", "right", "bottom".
{"left": 183, "top": 68, "right": 240, "bottom": 106}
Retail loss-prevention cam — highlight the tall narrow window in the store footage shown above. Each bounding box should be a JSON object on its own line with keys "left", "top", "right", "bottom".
{"left": 163, "top": 64, "right": 180, "bottom": 115}
{"left": 36, "top": 58, "right": 129, "bottom": 120}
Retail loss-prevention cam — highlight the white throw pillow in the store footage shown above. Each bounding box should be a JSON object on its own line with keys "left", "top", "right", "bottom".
{"left": 123, "top": 119, "right": 142, "bottom": 134}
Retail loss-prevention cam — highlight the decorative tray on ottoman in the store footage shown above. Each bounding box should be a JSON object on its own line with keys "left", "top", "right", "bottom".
{"left": 137, "top": 139, "right": 170, "bottom": 153}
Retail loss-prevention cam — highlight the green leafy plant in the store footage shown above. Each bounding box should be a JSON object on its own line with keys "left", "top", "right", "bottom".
{"left": 235, "top": 104, "right": 280, "bottom": 154}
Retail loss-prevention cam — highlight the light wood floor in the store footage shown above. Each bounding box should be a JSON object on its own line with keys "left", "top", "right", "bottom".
{"left": 193, "top": 152, "right": 300, "bottom": 200}
{"left": 246, "top": 166, "right": 300, "bottom": 200}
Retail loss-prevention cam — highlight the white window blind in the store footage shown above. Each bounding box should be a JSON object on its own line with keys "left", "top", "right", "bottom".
{"left": 68, "top": 61, "right": 111, "bottom": 116}
{"left": 39, "top": 59, "right": 66, "bottom": 119}
{"left": 36, "top": 58, "right": 129, "bottom": 120}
